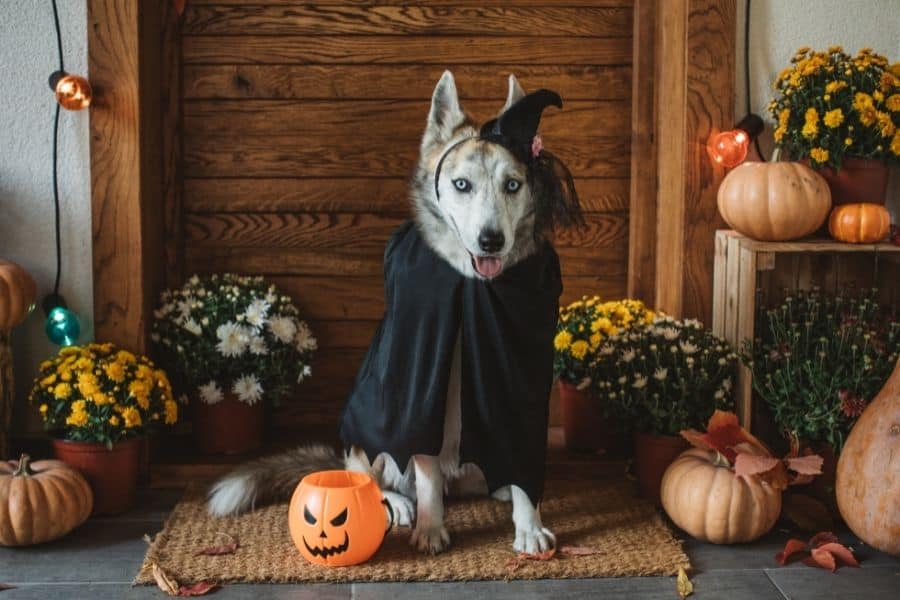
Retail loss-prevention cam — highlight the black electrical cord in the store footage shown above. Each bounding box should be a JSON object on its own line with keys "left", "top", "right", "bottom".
{"left": 50, "top": 0, "right": 64, "bottom": 298}
{"left": 744, "top": 0, "right": 765, "bottom": 161}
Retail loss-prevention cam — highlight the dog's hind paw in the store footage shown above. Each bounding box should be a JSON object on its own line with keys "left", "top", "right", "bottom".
{"left": 410, "top": 524, "right": 450, "bottom": 554}
{"left": 382, "top": 491, "right": 414, "bottom": 528}
{"left": 513, "top": 526, "right": 556, "bottom": 555}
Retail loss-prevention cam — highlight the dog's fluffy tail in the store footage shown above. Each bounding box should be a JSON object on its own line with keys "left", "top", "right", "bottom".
{"left": 207, "top": 445, "right": 343, "bottom": 516}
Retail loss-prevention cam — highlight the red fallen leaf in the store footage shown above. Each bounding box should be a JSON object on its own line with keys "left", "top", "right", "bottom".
{"left": 195, "top": 534, "right": 239, "bottom": 556}
{"left": 0, "top": 583, "right": 16, "bottom": 591}
{"left": 776, "top": 532, "right": 859, "bottom": 572}
{"left": 559, "top": 545, "right": 604, "bottom": 556}
{"left": 804, "top": 547, "right": 837, "bottom": 572}
{"left": 775, "top": 538, "right": 809, "bottom": 565}
{"left": 816, "top": 542, "right": 860, "bottom": 569}
{"left": 172, "top": 0, "right": 186, "bottom": 16}
{"left": 178, "top": 581, "right": 220, "bottom": 596}
{"left": 504, "top": 548, "right": 557, "bottom": 576}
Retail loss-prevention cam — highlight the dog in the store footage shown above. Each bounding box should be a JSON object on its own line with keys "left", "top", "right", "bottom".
{"left": 207, "top": 71, "right": 582, "bottom": 555}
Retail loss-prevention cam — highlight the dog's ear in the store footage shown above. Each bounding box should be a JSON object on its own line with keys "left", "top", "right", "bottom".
{"left": 499, "top": 74, "right": 526, "bottom": 115}
{"left": 423, "top": 71, "right": 466, "bottom": 150}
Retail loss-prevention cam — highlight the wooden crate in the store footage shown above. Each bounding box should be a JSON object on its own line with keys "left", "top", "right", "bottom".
{"left": 712, "top": 230, "right": 900, "bottom": 430}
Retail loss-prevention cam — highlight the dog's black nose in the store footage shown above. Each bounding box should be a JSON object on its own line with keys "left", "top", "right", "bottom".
{"left": 478, "top": 229, "right": 505, "bottom": 253}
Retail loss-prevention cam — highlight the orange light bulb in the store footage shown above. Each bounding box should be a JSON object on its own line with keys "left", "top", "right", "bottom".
{"left": 54, "top": 74, "right": 92, "bottom": 110}
{"left": 707, "top": 129, "right": 750, "bottom": 168}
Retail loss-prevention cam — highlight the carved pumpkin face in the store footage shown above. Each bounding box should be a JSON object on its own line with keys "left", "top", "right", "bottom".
{"left": 288, "top": 470, "right": 386, "bottom": 567}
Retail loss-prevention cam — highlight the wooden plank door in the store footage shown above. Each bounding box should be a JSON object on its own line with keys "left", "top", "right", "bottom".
{"left": 178, "top": 0, "right": 635, "bottom": 428}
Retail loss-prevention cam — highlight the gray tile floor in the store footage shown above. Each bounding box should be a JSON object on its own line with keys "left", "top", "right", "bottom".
{"left": 0, "top": 489, "right": 896, "bottom": 599}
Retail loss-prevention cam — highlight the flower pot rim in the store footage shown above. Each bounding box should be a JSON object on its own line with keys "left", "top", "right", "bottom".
{"left": 51, "top": 436, "right": 143, "bottom": 451}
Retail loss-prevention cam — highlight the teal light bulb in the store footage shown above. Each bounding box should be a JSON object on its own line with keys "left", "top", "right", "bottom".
{"left": 45, "top": 306, "right": 81, "bottom": 346}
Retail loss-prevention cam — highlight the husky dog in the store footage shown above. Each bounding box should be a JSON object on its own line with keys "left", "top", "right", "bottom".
{"left": 207, "top": 71, "right": 581, "bottom": 555}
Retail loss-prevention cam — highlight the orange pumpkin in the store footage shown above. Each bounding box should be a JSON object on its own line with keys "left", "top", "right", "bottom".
{"left": 0, "top": 454, "right": 93, "bottom": 546}
{"left": 0, "top": 259, "right": 37, "bottom": 331}
{"left": 288, "top": 470, "right": 387, "bottom": 566}
{"left": 835, "top": 359, "right": 900, "bottom": 556}
{"left": 717, "top": 161, "right": 831, "bottom": 241}
{"left": 828, "top": 203, "right": 891, "bottom": 243}
{"left": 660, "top": 448, "right": 782, "bottom": 544}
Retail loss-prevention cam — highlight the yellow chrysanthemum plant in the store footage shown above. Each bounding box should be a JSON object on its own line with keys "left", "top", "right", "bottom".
{"left": 553, "top": 298, "right": 655, "bottom": 387}
{"left": 29, "top": 343, "right": 179, "bottom": 447}
{"left": 769, "top": 46, "right": 900, "bottom": 168}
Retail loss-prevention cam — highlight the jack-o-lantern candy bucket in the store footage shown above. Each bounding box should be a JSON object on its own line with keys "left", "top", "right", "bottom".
{"left": 288, "top": 470, "right": 389, "bottom": 567}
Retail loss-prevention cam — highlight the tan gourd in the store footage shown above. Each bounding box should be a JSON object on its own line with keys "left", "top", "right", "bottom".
{"left": 716, "top": 161, "right": 831, "bottom": 242}
{"left": 836, "top": 359, "right": 900, "bottom": 556}
{"left": 0, "top": 259, "right": 37, "bottom": 332}
{"left": 661, "top": 448, "right": 782, "bottom": 544}
{"left": 827, "top": 203, "right": 891, "bottom": 243}
{"left": 0, "top": 454, "right": 93, "bottom": 546}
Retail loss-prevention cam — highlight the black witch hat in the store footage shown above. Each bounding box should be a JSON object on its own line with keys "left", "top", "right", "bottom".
{"left": 480, "top": 89, "right": 584, "bottom": 233}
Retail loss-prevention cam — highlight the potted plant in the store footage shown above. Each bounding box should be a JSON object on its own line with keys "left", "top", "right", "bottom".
{"left": 553, "top": 298, "right": 654, "bottom": 452}
{"left": 592, "top": 316, "right": 737, "bottom": 500}
{"left": 744, "top": 288, "right": 899, "bottom": 502}
{"left": 769, "top": 46, "right": 899, "bottom": 204}
{"left": 152, "top": 274, "right": 317, "bottom": 455}
{"left": 28, "top": 343, "right": 179, "bottom": 515}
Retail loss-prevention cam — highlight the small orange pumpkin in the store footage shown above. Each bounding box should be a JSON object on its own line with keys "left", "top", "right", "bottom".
{"left": 0, "top": 454, "right": 93, "bottom": 546}
{"left": 828, "top": 203, "right": 891, "bottom": 243}
{"left": 0, "top": 259, "right": 37, "bottom": 332}
{"left": 661, "top": 448, "right": 782, "bottom": 544}
{"left": 288, "top": 470, "right": 387, "bottom": 566}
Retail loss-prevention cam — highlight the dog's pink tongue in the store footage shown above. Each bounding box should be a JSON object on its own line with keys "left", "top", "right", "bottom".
{"left": 474, "top": 256, "right": 503, "bottom": 278}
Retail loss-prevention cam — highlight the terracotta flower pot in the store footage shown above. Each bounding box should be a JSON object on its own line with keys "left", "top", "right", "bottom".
{"left": 803, "top": 156, "right": 889, "bottom": 206}
{"left": 52, "top": 436, "right": 141, "bottom": 516}
{"left": 191, "top": 392, "right": 264, "bottom": 455}
{"left": 633, "top": 431, "right": 688, "bottom": 502}
{"left": 558, "top": 381, "right": 625, "bottom": 454}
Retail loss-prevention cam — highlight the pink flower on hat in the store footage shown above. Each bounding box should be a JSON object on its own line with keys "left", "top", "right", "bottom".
{"left": 531, "top": 135, "right": 544, "bottom": 158}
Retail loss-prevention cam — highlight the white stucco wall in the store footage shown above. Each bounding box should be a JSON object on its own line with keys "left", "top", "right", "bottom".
{"left": 1, "top": 0, "right": 92, "bottom": 433}
{"left": 737, "top": 0, "right": 900, "bottom": 215}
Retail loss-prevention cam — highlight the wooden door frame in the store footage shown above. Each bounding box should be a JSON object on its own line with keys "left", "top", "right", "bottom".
{"left": 628, "top": 0, "right": 736, "bottom": 323}
{"left": 88, "top": 0, "right": 736, "bottom": 353}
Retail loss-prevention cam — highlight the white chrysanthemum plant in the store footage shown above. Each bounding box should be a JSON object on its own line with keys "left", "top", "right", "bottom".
{"left": 589, "top": 316, "right": 738, "bottom": 436}
{"left": 151, "top": 274, "right": 317, "bottom": 407}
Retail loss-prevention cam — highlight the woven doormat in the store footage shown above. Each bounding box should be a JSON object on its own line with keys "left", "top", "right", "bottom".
{"left": 135, "top": 481, "right": 689, "bottom": 585}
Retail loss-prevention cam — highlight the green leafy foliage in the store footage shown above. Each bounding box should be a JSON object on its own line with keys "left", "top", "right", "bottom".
{"left": 744, "top": 288, "right": 899, "bottom": 452}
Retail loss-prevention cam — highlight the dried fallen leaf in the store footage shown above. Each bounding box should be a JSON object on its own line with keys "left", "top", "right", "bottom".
{"left": 775, "top": 532, "right": 858, "bottom": 573}
{"left": 172, "top": 0, "right": 186, "bottom": 17}
{"left": 0, "top": 583, "right": 16, "bottom": 592}
{"left": 676, "top": 567, "right": 693, "bottom": 598}
{"left": 504, "top": 548, "right": 557, "bottom": 577}
{"left": 559, "top": 545, "right": 604, "bottom": 556}
{"left": 195, "top": 533, "right": 239, "bottom": 556}
{"left": 733, "top": 453, "right": 781, "bottom": 479}
{"left": 178, "top": 581, "right": 220, "bottom": 596}
{"left": 152, "top": 562, "right": 181, "bottom": 596}
{"left": 776, "top": 538, "right": 809, "bottom": 565}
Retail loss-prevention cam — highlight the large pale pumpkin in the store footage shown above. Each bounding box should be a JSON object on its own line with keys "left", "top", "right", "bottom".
{"left": 828, "top": 203, "right": 890, "bottom": 243}
{"left": 717, "top": 161, "right": 831, "bottom": 241}
{"left": 836, "top": 359, "right": 900, "bottom": 556}
{"left": 661, "top": 448, "right": 782, "bottom": 544}
{"left": 0, "top": 259, "right": 37, "bottom": 331}
{"left": 0, "top": 454, "right": 93, "bottom": 546}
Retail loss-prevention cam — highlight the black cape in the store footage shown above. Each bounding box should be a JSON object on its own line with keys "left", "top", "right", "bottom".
{"left": 340, "top": 221, "right": 562, "bottom": 504}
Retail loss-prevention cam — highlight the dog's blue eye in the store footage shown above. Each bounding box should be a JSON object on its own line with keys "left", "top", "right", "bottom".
{"left": 453, "top": 178, "right": 471, "bottom": 193}
{"left": 505, "top": 179, "right": 521, "bottom": 193}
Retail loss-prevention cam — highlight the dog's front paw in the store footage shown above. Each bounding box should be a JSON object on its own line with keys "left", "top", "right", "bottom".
{"left": 382, "top": 491, "right": 414, "bottom": 528}
{"left": 513, "top": 526, "right": 556, "bottom": 554}
{"left": 410, "top": 524, "right": 450, "bottom": 554}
